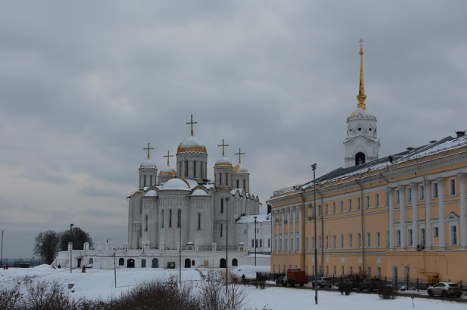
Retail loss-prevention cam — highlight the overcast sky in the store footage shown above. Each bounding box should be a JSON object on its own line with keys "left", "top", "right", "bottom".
{"left": 1, "top": 1, "right": 466, "bottom": 259}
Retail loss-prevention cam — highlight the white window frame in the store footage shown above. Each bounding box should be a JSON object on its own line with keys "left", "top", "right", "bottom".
{"left": 449, "top": 178, "right": 456, "bottom": 196}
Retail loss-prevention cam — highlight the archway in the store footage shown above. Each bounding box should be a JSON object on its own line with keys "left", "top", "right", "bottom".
{"left": 185, "top": 258, "right": 191, "bottom": 268}
{"left": 220, "top": 258, "right": 226, "bottom": 268}
{"left": 355, "top": 152, "right": 366, "bottom": 166}
{"left": 127, "top": 259, "right": 135, "bottom": 268}
{"left": 152, "top": 258, "right": 159, "bottom": 268}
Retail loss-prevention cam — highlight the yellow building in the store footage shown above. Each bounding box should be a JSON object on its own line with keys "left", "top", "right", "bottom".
{"left": 268, "top": 43, "right": 467, "bottom": 284}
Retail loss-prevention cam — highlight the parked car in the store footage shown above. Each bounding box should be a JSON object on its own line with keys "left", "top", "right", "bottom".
{"left": 342, "top": 278, "right": 361, "bottom": 290}
{"left": 312, "top": 277, "right": 333, "bottom": 288}
{"left": 358, "top": 278, "right": 383, "bottom": 292}
{"left": 427, "top": 282, "right": 463, "bottom": 298}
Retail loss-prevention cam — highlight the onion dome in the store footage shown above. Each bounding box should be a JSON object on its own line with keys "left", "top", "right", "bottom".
{"left": 233, "top": 163, "right": 248, "bottom": 173}
{"left": 140, "top": 158, "right": 156, "bottom": 168}
{"left": 215, "top": 156, "right": 232, "bottom": 167}
{"left": 177, "top": 135, "right": 207, "bottom": 154}
{"left": 159, "top": 165, "right": 176, "bottom": 176}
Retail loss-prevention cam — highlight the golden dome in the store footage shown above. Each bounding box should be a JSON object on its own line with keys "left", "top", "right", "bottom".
{"left": 177, "top": 135, "right": 207, "bottom": 154}
{"left": 215, "top": 156, "right": 232, "bottom": 167}
{"left": 233, "top": 163, "right": 248, "bottom": 173}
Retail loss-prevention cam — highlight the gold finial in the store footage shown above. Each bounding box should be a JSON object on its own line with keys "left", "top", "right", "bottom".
{"left": 163, "top": 150, "right": 174, "bottom": 166}
{"left": 357, "top": 39, "right": 367, "bottom": 109}
{"left": 217, "top": 139, "right": 229, "bottom": 157}
{"left": 186, "top": 114, "right": 197, "bottom": 136}
{"left": 143, "top": 142, "right": 154, "bottom": 160}
{"left": 235, "top": 148, "right": 245, "bottom": 164}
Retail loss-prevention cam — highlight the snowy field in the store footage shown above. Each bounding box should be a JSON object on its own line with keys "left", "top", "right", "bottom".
{"left": 1, "top": 265, "right": 466, "bottom": 310}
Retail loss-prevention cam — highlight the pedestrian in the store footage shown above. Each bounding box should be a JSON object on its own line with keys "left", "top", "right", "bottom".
{"left": 5, "top": 263, "right": 9, "bottom": 270}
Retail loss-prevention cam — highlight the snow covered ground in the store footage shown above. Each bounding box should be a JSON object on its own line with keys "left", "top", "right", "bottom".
{"left": 1, "top": 265, "right": 465, "bottom": 309}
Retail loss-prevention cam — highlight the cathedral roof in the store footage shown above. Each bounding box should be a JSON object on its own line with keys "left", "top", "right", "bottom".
{"left": 145, "top": 190, "right": 158, "bottom": 197}
{"left": 159, "top": 165, "right": 176, "bottom": 176}
{"left": 233, "top": 163, "right": 248, "bottom": 173}
{"left": 347, "top": 108, "right": 377, "bottom": 121}
{"left": 159, "top": 177, "right": 191, "bottom": 191}
{"left": 191, "top": 188, "right": 209, "bottom": 196}
{"left": 177, "top": 135, "right": 207, "bottom": 154}
{"left": 215, "top": 156, "right": 232, "bottom": 167}
{"left": 140, "top": 158, "right": 156, "bottom": 168}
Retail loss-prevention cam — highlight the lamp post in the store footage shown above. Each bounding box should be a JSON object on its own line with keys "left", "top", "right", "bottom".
{"left": 179, "top": 210, "right": 182, "bottom": 285}
{"left": 254, "top": 216, "right": 257, "bottom": 266}
{"left": 1, "top": 230, "right": 4, "bottom": 268}
{"left": 69, "top": 224, "right": 74, "bottom": 274}
{"left": 311, "top": 163, "right": 318, "bottom": 305}
{"left": 225, "top": 197, "right": 229, "bottom": 294}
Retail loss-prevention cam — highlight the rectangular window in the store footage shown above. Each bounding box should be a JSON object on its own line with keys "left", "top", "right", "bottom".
{"left": 357, "top": 198, "right": 361, "bottom": 210}
{"left": 318, "top": 236, "right": 322, "bottom": 249}
{"left": 305, "top": 237, "right": 308, "bottom": 249}
{"left": 349, "top": 234, "right": 353, "bottom": 248}
{"left": 333, "top": 266, "right": 336, "bottom": 275}
{"left": 333, "top": 235, "right": 336, "bottom": 249}
{"left": 395, "top": 190, "right": 400, "bottom": 204}
{"left": 340, "top": 201, "right": 343, "bottom": 213}
{"left": 367, "top": 267, "right": 371, "bottom": 277}
{"left": 450, "top": 178, "right": 456, "bottom": 195}
{"left": 377, "top": 267, "right": 381, "bottom": 277}
{"left": 348, "top": 199, "right": 352, "bottom": 211}
{"left": 169, "top": 209, "right": 172, "bottom": 228}
{"left": 432, "top": 182, "right": 438, "bottom": 198}
{"left": 419, "top": 185, "right": 425, "bottom": 200}
{"left": 161, "top": 210, "right": 164, "bottom": 228}
{"left": 220, "top": 199, "right": 224, "bottom": 213}
{"left": 451, "top": 225, "right": 458, "bottom": 245}
{"left": 367, "top": 232, "right": 371, "bottom": 247}
{"left": 377, "top": 232, "right": 380, "bottom": 247}
{"left": 358, "top": 233, "right": 361, "bottom": 248}
{"left": 197, "top": 213, "right": 201, "bottom": 230}
{"left": 341, "top": 234, "right": 344, "bottom": 248}
{"left": 396, "top": 230, "right": 401, "bottom": 246}
{"left": 332, "top": 202, "right": 336, "bottom": 214}
{"left": 434, "top": 226, "right": 439, "bottom": 237}
{"left": 341, "top": 266, "right": 345, "bottom": 275}
{"left": 325, "top": 204, "right": 328, "bottom": 215}
{"left": 407, "top": 187, "right": 412, "bottom": 202}
{"left": 220, "top": 224, "right": 223, "bottom": 237}
{"left": 375, "top": 194, "right": 379, "bottom": 207}
{"left": 420, "top": 228, "right": 426, "bottom": 245}
{"left": 325, "top": 236, "right": 329, "bottom": 249}
{"left": 177, "top": 209, "right": 181, "bottom": 228}
{"left": 243, "top": 180, "right": 246, "bottom": 189}
{"left": 408, "top": 229, "right": 413, "bottom": 246}
{"left": 366, "top": 196, "right": 370, "bottom": 209}
{"left": 311, "top": 237, "right": 315, "bottom": 249}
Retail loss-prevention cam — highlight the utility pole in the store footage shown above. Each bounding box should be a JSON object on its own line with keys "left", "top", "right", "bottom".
{"left": 69, "top": 223, "right": 74, "bottom": 273}
{"left": 1, "top": 230, "right": 4, "bottom": 268}
{"left": 179, "top": 210, "right": 182, "bottom": 285}
{"left": 254, "top": 216, "right": 257, "bottom": 266}
{"left": 312, "top": 163, "right": 318, "bottom": 305}
{"left": 113, "top": 251, "right": 117, "bottom": 288}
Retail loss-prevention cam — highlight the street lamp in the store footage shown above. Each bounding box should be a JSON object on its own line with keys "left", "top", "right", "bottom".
{"left": 69, "top": 224, "right": 74, "bottom": 274}
{"left": 311, "top": 163, "right": 318, "bottom": 305}
{"left": 225, "top": 197, "right": 229, "bottom": 294}
{"left": 254, "top": 216, "right": 257, "bottom": 266}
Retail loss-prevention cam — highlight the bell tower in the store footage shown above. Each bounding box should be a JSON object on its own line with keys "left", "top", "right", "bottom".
{"left": 343, "top": 40, "right": 380, "bottom": 168}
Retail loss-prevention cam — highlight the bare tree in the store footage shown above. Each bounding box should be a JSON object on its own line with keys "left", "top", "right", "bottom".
{"left": 58, "top": 226, "right": 93, "bottom": 251}
{"left": 33, "top": 230, "right": 60, "bottom": 264}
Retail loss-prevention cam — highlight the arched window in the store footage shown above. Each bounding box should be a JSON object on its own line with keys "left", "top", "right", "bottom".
{"left": 355, "top": 152, "right": 366, "bottom": 166}
{"left": 88, "top": 258, "right": 93, "bottom": 264}
{"left": 232, "top": 258, "right": 238, "bottom": 266}
{"left": 152, "top": 258, "right": 159, "bottom": 268}
{"left": 119, "top": 258, "right": 124, "bottom": 266}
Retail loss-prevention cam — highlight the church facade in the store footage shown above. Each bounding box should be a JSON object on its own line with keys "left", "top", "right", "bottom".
{"left": 53, "top": 117, "right": 271, "bottom": 270}
{"left": 268, "top": 43, "right": 467, "bottom": 283}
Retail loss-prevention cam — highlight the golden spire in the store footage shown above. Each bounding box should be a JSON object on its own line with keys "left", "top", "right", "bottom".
{"left": 357, "top": 39, "right": 367, "bottom": 109}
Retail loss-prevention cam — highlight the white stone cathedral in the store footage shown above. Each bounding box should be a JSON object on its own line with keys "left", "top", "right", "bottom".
{"left": 52, "top": 116, "right": 271, "bottom": 270}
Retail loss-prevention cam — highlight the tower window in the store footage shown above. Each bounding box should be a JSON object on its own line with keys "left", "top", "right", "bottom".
{"left": 355, "top": 152, "right": 366, "bottom": 165}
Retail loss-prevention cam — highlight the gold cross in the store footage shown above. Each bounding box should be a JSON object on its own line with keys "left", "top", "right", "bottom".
{"left": 186, "top": 114, "right": 197, "bottom": 136}
{"left": 359, "top": 39, "right": 364, "bottom": 50}
{"left": 217, "top": 139, "right": 229, "bottom": 157}
{"left": 235, "top": 148, "right": 245, "bottom": 163}
{"left": 143, "top": 142, "right": 154, "bottom": 159}
{"left": 163, "top": 150, "right": 174, "bottom": 166}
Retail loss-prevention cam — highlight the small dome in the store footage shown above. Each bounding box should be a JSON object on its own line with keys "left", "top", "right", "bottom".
{"left": 145, "top": 190, "right": 158, "bottom": 197}
{"left": 233, "top": 163, "right": 248, "bottom": 173}
{"left": 192, "top": 188, "right": 208, "bottom": 196}
{"left": 160, "top": 178, "right": 191, "bottom": 191}
{"left": 140, "top": 159, "right": 156, "bottom": 168}
{"left": 177, "top": 135, "right": 207, "bottom": 153}
{"left": 347, "top": 108, "right": 377, "bottom": 121}
{"left": 159, "top": 165, "right": 176, "bottom": 176}
{"left": 215, "top": 156, "right": 232, "bottom": 167}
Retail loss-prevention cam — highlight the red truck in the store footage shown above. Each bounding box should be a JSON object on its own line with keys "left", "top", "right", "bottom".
{"left": 276, "top": 269, "right": 309, "bottom": 287}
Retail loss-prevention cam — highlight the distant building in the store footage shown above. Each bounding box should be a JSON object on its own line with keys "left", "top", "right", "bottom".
{"left": 54, "top": 116, "right": 271, "bottom": 269}
{"left": 268, "top": 43, "right": 467, "bottom": 283}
